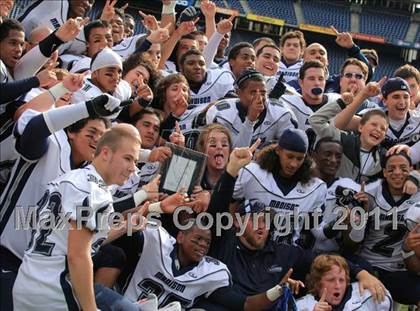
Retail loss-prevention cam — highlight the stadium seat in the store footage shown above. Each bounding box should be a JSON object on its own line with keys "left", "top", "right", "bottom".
{"left": 360, "top": 10, "right": 409, "bottom": 41}
{"left": 301, "top": 0, "right": 350, "bottom": 32}
{"left": 247, "top": 0, "right": 297, "bottom": 25}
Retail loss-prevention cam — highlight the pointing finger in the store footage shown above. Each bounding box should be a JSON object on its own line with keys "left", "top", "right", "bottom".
{"left": 121, "top": 3, "right": 129, "bottom": 10}
{"left": 138, "top": 10, "right": 147, "bottom": 18}
{"left": 280, "top": 268, "right": 293, "bottom": 284}
{"left": 330, "top": 25, "right": 339, "bottom": 35}
{"left": 193, "top": 16, "right": 200, "bottom": 24}
{"left": 360, "top": 181, "right": 365, "bottom": 193}
{"left": 377, "top": 76, "right": 387, "bottom": 87}
{"left": 175, "top": 121, "right": 181, "bottom": 133}
{"left": 320, "top": 287, "right": 328, "bottom": 302}
{"left": 249, "top": 138, "right": 261, "bottom": 154}
{"left": 227, "top": 14, "right": 236, "bottom": 22}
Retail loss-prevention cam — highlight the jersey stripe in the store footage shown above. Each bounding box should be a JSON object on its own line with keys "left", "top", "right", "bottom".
{"left": 0, "top": 158, "right": 37, "bottom": 234}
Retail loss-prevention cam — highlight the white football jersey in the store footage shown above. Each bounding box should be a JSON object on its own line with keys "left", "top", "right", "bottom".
{"left": 124, "top": 224, "right": 231, "bottom": 308}
{"left": 276, "top": 59, "right": 303, "bottom": 83}
{"left": 18, "top": 0, "right": 87, "bottom": 55}
{"left": 189, "top": 68, "right": 235, "bottom": 108}
{"left": 205, "top": 97, "right": 297, "bottom": 148}
{"left": 0, "top": 109, "right": 72, "bottom": 259}
{"left": 313, "top": 178, "right": 360, "bottom": 253}
{"left": 359, "top": 180, "right": 420, "bottom": 271}
{"left": 233, "top": 162, "right": 327, "bottom": 245}
{"left": 13, "top": 165, "right": 114, "bottom": 311}
{"left": 0, "top": 60, "right": 13, "bottom": 83}
{"left": 296, "top": 282, "right": 393, "bottom": 311}
{"left": 383, "top": 110, "right": 420, "bottom": 149}
{"left": 59, "top": 54, "right": 83, "bottom": 71}
{"left": 113, "top": 34, "right": 146, "bottom": 59}
{"left": 281, "top": 93, "right": 341, "bottom": 131}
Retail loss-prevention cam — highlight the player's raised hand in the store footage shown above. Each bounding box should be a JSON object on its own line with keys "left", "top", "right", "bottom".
{"left": 136, "top": 76, "right": 153, "bottom": 101}
{"left": 63, "top": 71, "right": 90, "bottom": 92}
{"left": 247, "top": 91, "right": 265, "bottom": 122}
{"left": 170, "top": 88, "right": 189, "bottom": 117}
{"left": 101, "top": 0, "right": 118, "bottom": 21}
{"left": 331, "top": 25, "right": 354, "bottom": 49}
{"left": 85, "top": 94, "right": 122, "bottom": 117}
{"left": 56, "top": 17, "right": 89, "bottom": 42}
{"left": 139, "top": 10, "right": 159, "bottom": 31}
{"left": 226, "top": 139, "right": 261, "bottom": 176}
{"left": 341, "top": 84, "right": 358, "bottom": 105}
{"left": 404, "top": 224, "right": 420, "bottom": 258}
{"left": 314, "top": 288, "right": 332, "bottom": 311}
{"left": 279, "top": 268, "right": 305, "bottom": 295}
{"left": 0, "top": 0, "right": 13, "bottom": 19}
{"left": 147, "top": 23, "right": 171, "bottom": 43}
{"left": 176, "top": 18, "right": 199, "bottom": 36}
{"left": 361, "top": 76, "right": 387, "bottom": 98}
{"left": 169, "top": 121, "right": 185, "bottom": 147}
{"left": 201, "top": 0, "right": 216, "bottom": 18}
{"left": 216, "top": 13, "right": 236, "bottom": 35}
{"left": 353, "top": 181, "right": 369, "bottom": 211}
{"left": 142, "top": 174, "right": 161, "bottom": 202}
{"left": 149, "top": 146, "right": 172, "bottom": 163}
{"left": 36, "top": 62, "right": 58, "bottom": 87}
{"left": 129, "top": 201, "right": 149, "bottom": 232}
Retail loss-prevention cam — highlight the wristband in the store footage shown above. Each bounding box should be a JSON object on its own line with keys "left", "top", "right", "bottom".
{"left": 47, "top": 83, "right": 71, "bottom": 102}
{"left": 38, "top": 30, "right": 64, "bottom": 57}
{"left": 134, "top": 189, "right": 148, "bottom": 206}
{"left": 148, "top": 202, "right": 163, "bottom": 214}
{"left": 266, "top": 284, "right": 283, "bottom": 302}
{"left": 162, "top": 1, "right": 176, "bottom": 15}
{"left": 139, "top": 149, "right": 152, "bottom": 163}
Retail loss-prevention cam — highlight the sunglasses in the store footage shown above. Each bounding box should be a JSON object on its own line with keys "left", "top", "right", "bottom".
{"left": 343, "top": 72, "right": 364, "bottom": 80}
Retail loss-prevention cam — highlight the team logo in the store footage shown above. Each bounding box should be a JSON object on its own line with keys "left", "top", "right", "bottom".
{"left": 188, "top": 272, "right": 197, "bottom": 278}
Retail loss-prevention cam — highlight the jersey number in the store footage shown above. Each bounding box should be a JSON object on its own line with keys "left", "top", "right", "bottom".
{"left": 137, "top": 278, "right": 191, "bottom": 307}
{"left": 371, "top": 223, "right": 407, "bottom": 257}
{"left": 30, "top": 191, "right": 62, "bottom": 256}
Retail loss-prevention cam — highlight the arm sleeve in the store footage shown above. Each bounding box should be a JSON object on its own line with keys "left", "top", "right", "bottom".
{"left": 308, "top": 99, "right": 346, "bottom": 140}
{"left": 14, "top": 32, "right": 64, "bottom": 80}
{"left": 0, "top": 77, "right": 40, "bottom": 104}
{"left": 15, "top": 112, "right": 51, "bottom": 160}
{"left": 206, "top": 286, "right": 246, "bottom": 311}
{"left": 203, "top": 31, "right": 224, "bottom": 68}
{"left": 207, "top": 171, "right": 237, "bottom": 240}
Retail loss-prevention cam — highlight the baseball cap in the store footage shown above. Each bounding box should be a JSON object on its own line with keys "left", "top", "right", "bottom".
{"left": 278, "top": 128, "right": 309, "bottom": 153}
{"left": 381, "top": 77, "right": 410, "bottom": 98}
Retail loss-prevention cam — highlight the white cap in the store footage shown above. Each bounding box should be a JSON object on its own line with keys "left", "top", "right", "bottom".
{"left": 91, "top": 47, "right": 122, "bottom": 72}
